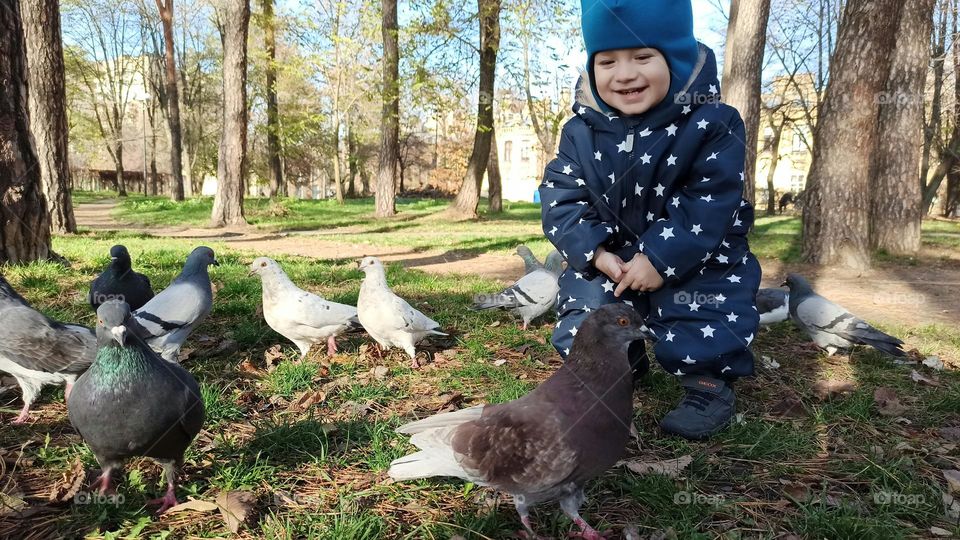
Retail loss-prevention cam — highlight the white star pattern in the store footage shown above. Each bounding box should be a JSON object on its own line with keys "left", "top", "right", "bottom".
{"left": 739, "top": 171, "right": 744, "bottom": 181}
{"left": 709, "top": 84, "right": 718, "bottom": 94}
{"left": 721, "top": 240, "right": 731, "bottom": 248}
{"left": 733, "top": 216, "right": 743, "bottom": 227}
{"left": 701, "top": 325, "right": 715, "bottom": 338}
{"left": 746, "top": 333, "right": 754, "bottom": 345}
{"left": 638, "top": 127, "right": 652, "bottom": 137}
{"left": 602, "top": 280, "right": 614, "bottom": 292}
{"left": 638, "top": 242, "right": 644, "bottom": 251}
{"left": 577, "top": 201, "right": 588, "bottom": 205}
{"left": 666, "top": 123, "right": 678, "bottom": 136}
{"left": 584, "top": 250, "right": 594, "bottom": 262}
{"left": 675, "top": 369, "right": 684, "bottom": 376}
{"left": 667, "top": 154, "right": 678, "bottom": 166}
{"left": 659, "top": 227, "right": 674, "bottom": 240}
{"left": 623, "top": 300, "right": 633, "bottom": 306}
{"left": 654, "top": 183, "right": 665, "bottom": 196}
{"left": 640, "top": 153, "right": 652, "bottom": 164}
{"left": 682, "top": 355, "right": 696, "bottom": 364}
{"left": 716, "top": 254, "right": 729, "bottom": 264}
{"left": 689, "top": 301, "right": 701, "bottom": 312}
{"left": 602, "top": 194, "right": 609, "bottom": 203}
{"left": 727, "top": 312, "right": 739, "bottom": 322}
{"left": 697, "top": 119, "right": 709, "bottom": 130}
{"left": 578, "top": 106, "right": 586, "bottom": 115}
{"left": 646, "top": 212, "right": 655, "bottom": 221}
{"left": 635, "top": 183, "right": 643, "bottom": 196}
{"left": 574, "top": 272, "right": 583, "bottom": 279}
{"left": 671, "top": 196, "right": 680, "bottom": 208}
{"left": 617, "top": 139, "right": 630, "bottom": 153}
{"left": 594, "top": 151, "right": 602, "bottom": 161}
{"left": 550, "top": 200, "right": 557, "bottom": 207}
{"left": 575, "top": 178, "right": 585, "bottom": 186}
{"left": 664, "top": 330, "right": 674, "bottom": 341}
{"left": 691, "top": 224, "right": 702, "bottom": 235}
{"left": 544, "top": 181, "right": 554, "bottom": 188}
{"left": 700, "top": 194, "right": 714, "bottom": 202}
{"left": 701, "top": 251, "right": 712, "bottom": 262}
{"left": 742, "top": 255, "right": 749, "bottom": 264}
{"left": 608, "top": 173, "right": 616, "bottom": 184}
{"left": 562, "top": 165, "right": 573, "bottom": 175}
{"left": 727, "top": 274, "right": 742, "bottom": 283}
{"left": 657, "top": 307, "right": 663, "bottom": 316}
{"left": 549, "top": 226, "right": 558, "bottom": 236}
{"left": 707, "top": 152, "right": 718, "bottom": 161}
{"left": 622, "top": 198, "right": 626, "bottom": 208}
{"left": 721, "top": 366, "right": 731, "bottom": 374}
{"left": 715, "top": 294, "right": 726, "bottom": 303}
{"left": 605, "top": 226, "right": 613, "bottom": 234}
{"left": 564, "top": 348, "right": 570, "bottom": 355}
{"left": 665, "top": 266, "right": 676, "bottom": 277}
{"left": 701, "top": 177, "right": 711, "bottom": 183}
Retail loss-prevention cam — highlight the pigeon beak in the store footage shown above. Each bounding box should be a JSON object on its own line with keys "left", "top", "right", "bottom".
{"left": 247, "top": 269, "right": 255, "bottom": 277}
{"left": 212, "top": 258, "right": 220, "bottom": 267}
{"left": 780, "top": 279, "right": 788, "bottom": 287}
{"left": 110, "top": 325, "right": 127, "bottom": 346}
{"left": 110, "top": 257, "right": 118, "bottom": 261}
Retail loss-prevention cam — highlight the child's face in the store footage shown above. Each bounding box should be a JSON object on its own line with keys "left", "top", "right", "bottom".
{"left": 594, "top": 48, "right": 670, "bottom": 115}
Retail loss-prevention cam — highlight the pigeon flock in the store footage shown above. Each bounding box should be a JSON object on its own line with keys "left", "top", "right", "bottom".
{"left": 0, "top": 243, "right": 912, "bottom": 533}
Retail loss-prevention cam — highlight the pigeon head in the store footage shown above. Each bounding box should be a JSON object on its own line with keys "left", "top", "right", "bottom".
{"left": 249, "top": 257, "right": 280, "bottom": 277}
{"left": 571, "top": 303, "right": 650, "bottom": 358}
{"left": 96, "top": 300, "right": 133, "bottom": 347}
{"left": 184, "top": 246, "right": 219, "bottom": 273}
{"left": 358, "top": 256, "right": 385, "bottom": 275}
{"left": 544, "top": 250, "right": 565, "bottom": 275}
{"left": 781, "top": 273, "right": 814, "bottom": 296}
{"left": 109, "top": 245, "right": 131, "bottom": 269}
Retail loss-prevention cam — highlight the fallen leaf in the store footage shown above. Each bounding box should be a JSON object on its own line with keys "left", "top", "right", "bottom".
{"left": 923, "top": 356, "right": 945, "bottom": 371}
{"left": 437, "top": 392, "right": 464, "bottom": 411}
{"left": 264, "top": 345, "right": 284, "bottom": 371}
{"left": 371, "top": 366, "right": 389, "bottom": 381}
{"left": 515, "top": 344, "right": 532, "bottom": 355}
{"left": 647, "top": 527, "right": 678, "bottom": 540}
{"left": 770, "top": 393, "right": 807, "bottom": 418}
{"left": 761, "top": 355, "right": 780, "bottom": 369}
{"left": 48, "top": 459, "right": 85, "bottom": 505}
{"left": 783, "top": 482, "right": 811, "bottom": 503}
{"left": 943, "top": 470, "right": 960, "bottom": 494}
{"left": 812, "top": 379, "right": 856, "bottom": 400}
{"left": 238, "top": 357, "right": 262, "bottom": 378}
{"left": 930, "top": 526, "right": 953, "bottom": 537}
{"left": 488, "top": 321, "right": 501, "bottom": 328}
{"left": 166, "top": 499, "right": 219, "bottom": 514}
{"left": 287, "top": 390, "right": 326, "bottom": 413}
{"left": 620, "top": 455, "right": 693, "bottom": 479}
{"left": 873, "top": 387, "right": 908, "bottom": 417}
{"left": 213, "top": 338, "right": 238, "bottom": 356}
{"left": 893, "top": 442, "right": 917, "bottom": 454}
{"left": 943, "top": 492, "right": 960, "bottom": 521}
{"left": 0, "top": 491, "right": 26, "bottom": 517}
{"left": 910, "top": 370, "right": 941, "bottom": 387}
{"left": 216, "top": 490, "right": 256, "bottom": 533}
{"left": 178, "top": 347, "right": 195, "bottom": 361}
{"left": 492, "top": 359, "right": 507, "bottom": 367}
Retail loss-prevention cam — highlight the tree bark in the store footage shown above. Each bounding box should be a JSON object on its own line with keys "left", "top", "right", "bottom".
{"left": 921, "top": 2, "right": 948, "bottom": 189}
{"left": 211, "top": 0, "right": 249, "bottom": 227}
{"left": 449, "top": 0, "right": 500, "bottom": 219}
{"left": 21, "top": 0, "right": 76, "bottom": 234}
{"left": 763, "top": 118, "right": 785, "bottom": 215}
{"left": 801, "top": 0, "right": 903, "bottom": 269}
{"left": 721, "top": 0, "right": 771, "bottom": 205}
{"left": 375, "top": 0, "right": 399, "bottom": 218}
{"left": 869, "top": 0, "right": 935, "bottom": 254}
{"left": 156, "top": 0, "right": 185, "bottom": 201}
{"left": 0, "top": 0, "right": 52, "bottom": 263}
{"left": 487, "top": 126, "right": 502, "bottom": 212}
{"left": 261, "top": 0, "right": 283, "bottom": 197}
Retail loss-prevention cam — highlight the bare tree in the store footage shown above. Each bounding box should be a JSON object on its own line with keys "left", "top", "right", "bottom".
{"left": 261, "top": 0, "right": 284, "bottom": 197}
{"left": 22, "top": 0, "right": 77, "bottom": 233}
{"left": 375, "top": 0, "right": 399, "bottom": 217}
{"left": 449, "top": 0, "right": 501, "bottom": 219}
{"left": 722, "top": 0, "right": 772, "bottom": 204}
{"left": 487, "top": 126, "right": 502, "bottom": 212}
{"left": 801, "top": 0, "right": 902, "bottom": 269}
{"left": 211, "top": 0, "right": 249, "bottom": 226}
{"left": 870, "top": 0, "right": 936, "bottom": 254}
{"left": 1, "top": 0, "right": 52, "bottom": 263}
{"left": 155, "top": 0, "right": 186, "bottom": 200}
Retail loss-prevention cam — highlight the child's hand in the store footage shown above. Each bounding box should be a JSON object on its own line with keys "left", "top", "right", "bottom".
{"left": 593, "top": 246, "right": 625, "bottom": 282}
{"left": 614, "top": 253, "right": 665, "bottom": 296}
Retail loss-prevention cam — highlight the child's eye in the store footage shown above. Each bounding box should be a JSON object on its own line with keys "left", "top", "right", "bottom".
{"left": 635, "top": 55, "right": 652, "bottom": 61}
{"left": 597, "top": 59, "right": 615, "bottom": 66}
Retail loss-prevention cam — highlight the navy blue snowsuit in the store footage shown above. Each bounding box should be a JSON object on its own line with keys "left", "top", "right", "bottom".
{"left": 539, "top": 44, "right": 761, "bottom": 379}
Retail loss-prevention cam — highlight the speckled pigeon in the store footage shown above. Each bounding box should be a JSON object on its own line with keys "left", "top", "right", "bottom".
{"left": 473, "top": 251, "right": 565, "bottom": 329}
{"left": 783, "top": 273, "right": 905, "bottom": 357}
{"left": 249, "top": 257, "right": 361, "bottom": 358}
{"left": 0, "top": 275, "right": 96, "bottom": 423}
{"left": 68, "top": 300, "right": 205, "bottom": 514}
{"left": 756, "top": 287, "right": 789, "bottom": 325}
{"left": 132, "top": 246, "right": 218, "bottom": 362}
{"left": 357, "top": 256, "right": 446, "bottom": 368}
{"left": 389, "top": 304, "right": 649, "bottom": 539}
{"left": 88, "top": 245, "right": 155, "bottom": 311}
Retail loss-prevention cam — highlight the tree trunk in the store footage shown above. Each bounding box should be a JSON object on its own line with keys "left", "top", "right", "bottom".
{"left": 211, "top": 0, "right": 249, "bottom": 227}
{"left": 115, "top": 141, "right": 127, "bottom": 196}
{"left": 347, "top": 117, "right": 356, "bottom": 197}
{"left": 870, "top": 0, "right": 935, "bottom": 254}
{"left": 21, "top": 0, "right": 76, "bottom": 234}
{"left": 375, "top": 0, "right": 399, "bottom": 218}
{"left": 922, "top": 0, "right": 960, "bottom": 212}
{"left": 156, "top": 0, "right": 185, "bottom": 201}
{"left": 801, "top": 0, "right": 903, "bottom": 269}
{"left": 764, "top": 119, "right": 785, "bottom": 215}
{"left": 921, "top": 2, "right": 948, "bottom": 189}
{"left": 261, "top": 0, "right": 283, "bottom": 197}
{"left": 721, "top": 0, "right": 771, "bottom": 205}
{"left": 0, "top": 0, "right": 52, "bottom": 263}
{"left": 449, "top": 0, "right": 500, "bottom": 219}
{"left": 487, "top": 126, "right": 502, "bottom": 212}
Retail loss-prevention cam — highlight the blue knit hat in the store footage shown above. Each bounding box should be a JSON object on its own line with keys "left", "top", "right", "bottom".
{"left": 581, "top": 0, "right": 700, "bottom": 112}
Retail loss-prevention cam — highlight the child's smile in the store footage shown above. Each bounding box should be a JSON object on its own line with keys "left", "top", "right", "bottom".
{"left": 594, "top": 48, "right": 671, "bottom": 115}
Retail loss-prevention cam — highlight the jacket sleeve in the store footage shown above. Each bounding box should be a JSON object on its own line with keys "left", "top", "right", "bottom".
{"left": 639, "top": 110, "right": 746, "bottom": 283}
{"left": 539, "top": 120, "right": 614, "bottom": 273}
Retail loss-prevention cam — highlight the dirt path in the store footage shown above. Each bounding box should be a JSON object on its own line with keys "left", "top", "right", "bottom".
{"left": 74, "top": 200, "right": 959, "bottom": 328}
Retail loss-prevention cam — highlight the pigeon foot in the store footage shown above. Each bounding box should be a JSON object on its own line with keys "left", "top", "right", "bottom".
{"left": 89, "top": 470, "right": 114, "bottom": 495}
{"left": 567, "top": 518, "right": 611, "bottom": 540}
{"left": 147, "top": 485, "right": 178, "bottom": 514}
{"left": 11, "top": 404, "right": 31, "bottom": 424}
{"left": 327, "top": 335, "right": 338, "bottom": 356}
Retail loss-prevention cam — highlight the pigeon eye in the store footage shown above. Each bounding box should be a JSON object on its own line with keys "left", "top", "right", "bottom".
{"left": 260, "top": 262, "right": 267, "bottom": 267}
{"left": 98, "top": 319, "right": 103, "bottom": 325}
{"left": 617, "top": 317, "right": 629, "bottom": 327}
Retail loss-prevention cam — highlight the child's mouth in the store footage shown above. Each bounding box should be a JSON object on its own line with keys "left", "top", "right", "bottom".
{"left": 616, "top": 87, "right": 647, "bottom": 100}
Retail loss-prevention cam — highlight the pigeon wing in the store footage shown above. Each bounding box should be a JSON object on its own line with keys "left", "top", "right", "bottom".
{"left": 795, "top": 295, "right": 904, "bottom": 347}
{"left": 133, "top": 281, "right": 210, "bottom": 338}
{"left": 0, "top": 306, "right": 95, "bottom": 374}
{"left": 475, "top": 270, "right": 558, "bottom": 310}
{"left": 284, "top": 288, "right": 358, "bottom": 329}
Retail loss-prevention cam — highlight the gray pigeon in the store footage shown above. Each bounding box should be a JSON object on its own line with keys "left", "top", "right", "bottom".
{"left": 473, "top": 251, "right": 564, "bottom": 329}
{"left": 249, "top": 257, "right": 361, "bottom": 358}
{"left": 389, "top": 304, "right": 649, "bottom": 539}
{"left": 132, "top": 246, "right": 218, "bottom": 362}
{"left": 68, "top": 300, "right": 205, "bottom": 514}
{"left": 88, "top": 244, "right": 155, "bottom": 311}
{"left": 756, "top": 287, "right": 789, "bottom": 325}
{"left": 516, "top": 245, "right": 544, "bottom": 274}
{"left": 357, "top": 256, "right": 446, "bottom": 368}
{"left": 0, "top": 275, "right": 96, "bottom": 423}
{"left": 783, "top": 273, "right": 905, "bottom": 357}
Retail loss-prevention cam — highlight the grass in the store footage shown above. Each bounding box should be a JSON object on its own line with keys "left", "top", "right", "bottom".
{"left": 0, "top": 200, "right": 958, "bottom": 538}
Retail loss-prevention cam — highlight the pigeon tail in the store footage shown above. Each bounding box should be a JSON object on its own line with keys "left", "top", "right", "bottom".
{"left": 389, "top": 425, "right": 474, "bottom": 481}
{"left": 396, "top": 405, "right": 484, "bottom": 434}
{"left": 859, "top": 336, "right": 906, "bottom": 357}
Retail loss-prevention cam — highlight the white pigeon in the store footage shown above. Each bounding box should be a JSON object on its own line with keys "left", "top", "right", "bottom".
{"left": 249, "top": 257, "right": 361, "bottom": 358}
{"left": 356, "top": 256, "right": 446, "bottom": 368}
{"left": 472, "top": 251, "right": 564, "bottom": 329}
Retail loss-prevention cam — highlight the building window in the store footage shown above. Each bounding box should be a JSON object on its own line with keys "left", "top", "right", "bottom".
{"left": 791, "top": 174, "right": 805, "bottom": 192}
{"left": 520, "top": 145, "right": 530, "bottom": 161}
{"left": 504, "top": 140, "right": 512, "bottom": 162}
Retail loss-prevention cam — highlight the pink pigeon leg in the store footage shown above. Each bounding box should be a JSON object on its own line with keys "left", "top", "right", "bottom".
{"left": 147, "top": 483, "right": 179, "bottom": 514}
{"left": 65, "top": 382, "right": 74, "bottom": 400}
{"left": 327, "top": 335, "right": 338, "bottom": 356}
{"left": 11, "top": 403, "right": 31, "bottom": 424}
{"left": 90, "top": 467, "right": 114, "bottom": 495}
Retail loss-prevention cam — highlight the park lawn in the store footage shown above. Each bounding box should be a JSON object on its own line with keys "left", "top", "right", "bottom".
{"left": 0, "top": 232, "right": 958, "bottom": 538}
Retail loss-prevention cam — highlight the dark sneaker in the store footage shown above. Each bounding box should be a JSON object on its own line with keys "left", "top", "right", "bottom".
{"left": 660, "top": 375, "right": 735, "bottom": 440}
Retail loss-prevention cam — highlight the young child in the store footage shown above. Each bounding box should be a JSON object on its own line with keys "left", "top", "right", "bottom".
{"left": 539, "top": 0, "right": 761, "bottom": 440}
